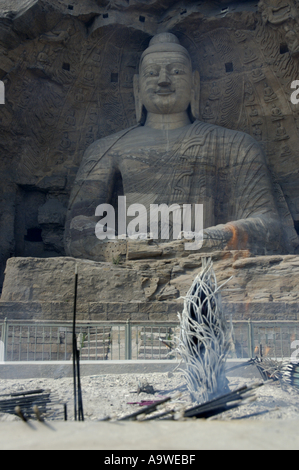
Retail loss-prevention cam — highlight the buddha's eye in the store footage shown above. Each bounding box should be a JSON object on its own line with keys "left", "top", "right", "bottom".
{"left": 145, "top": 70, "right": 159, "bottom": 77}
{"left": 170, "top": 68, "right": 185, "bottom": 75}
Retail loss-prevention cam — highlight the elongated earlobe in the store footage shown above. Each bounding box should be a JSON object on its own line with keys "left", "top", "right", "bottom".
{"left": 134, "top": 74, "right": 143, "bottom": 124}
{"left": 191, "top": 70, "right": 200, "bottom": 121}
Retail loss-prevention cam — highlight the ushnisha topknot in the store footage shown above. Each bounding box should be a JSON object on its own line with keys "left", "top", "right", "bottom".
{"left": 140, "top": 32, "right": 192, "bottom": 66}
{"left": 149, "top": 32, "right": 180, "bottom": 46}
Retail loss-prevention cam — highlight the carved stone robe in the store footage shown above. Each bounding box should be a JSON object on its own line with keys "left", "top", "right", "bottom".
{"left": 65, "top": 120, "right": 286, "bottom": 259}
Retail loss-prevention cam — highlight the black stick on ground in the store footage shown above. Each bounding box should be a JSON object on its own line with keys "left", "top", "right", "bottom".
{"left": 183, "top": 383, "right": 263, "bottom": 419}
{"left": 72, "top": 264, "right": 84, "bottom": 422}
{"left": 76, "top": 347, "right": 84, "bottom": 421}
{"left": 73, "top": 264, "right": 78, "bottom": 421}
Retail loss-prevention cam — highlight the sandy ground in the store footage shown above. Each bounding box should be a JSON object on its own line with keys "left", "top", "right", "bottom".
{"left": 1, "top": 372, "right": 299, "bottom": 422}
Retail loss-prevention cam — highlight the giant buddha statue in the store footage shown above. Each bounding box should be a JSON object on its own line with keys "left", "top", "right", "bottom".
{"left": 64, "top": 33, "right": 285, "bottom": 260}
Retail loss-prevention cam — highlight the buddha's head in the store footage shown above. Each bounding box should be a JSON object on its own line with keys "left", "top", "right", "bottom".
{"left": 134, "top": 33, "right": 200, "bottom": 124}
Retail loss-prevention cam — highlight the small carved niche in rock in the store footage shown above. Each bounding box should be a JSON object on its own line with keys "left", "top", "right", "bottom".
{"left": 111, "top": 73, "right": 119, "bottom": 83}
{"left": 62, "top": 63, "right": 70, "bottom": 71}
{"left": 225, "top": 62, "right": 233, "bottom": 73}
{"left": 280, "top": 43, "right": 289, "bottom": 54}
{"left": 24, "top": 228, "right": 43, "bottom": 243}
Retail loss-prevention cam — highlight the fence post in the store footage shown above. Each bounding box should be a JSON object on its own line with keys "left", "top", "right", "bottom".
{"left": 248, "top": 319, "right": 254, "bottom": 358}
{"left": 125, "top": 320, "right": 132, "bottom": 360}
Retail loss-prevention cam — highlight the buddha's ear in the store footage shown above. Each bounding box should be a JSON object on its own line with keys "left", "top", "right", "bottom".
{"left": 191, "top": 70, "right": 200, "bottom": 121}
{"left": 133, "top": 74, "right": 143, "bottom": 124}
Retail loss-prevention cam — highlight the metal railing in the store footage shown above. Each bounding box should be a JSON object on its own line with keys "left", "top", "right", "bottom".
{"left": 0, "top": 319, "right": 299, "bottom": 362}
{"left": 0, "top": 320, "right": 178, "bottom": 362}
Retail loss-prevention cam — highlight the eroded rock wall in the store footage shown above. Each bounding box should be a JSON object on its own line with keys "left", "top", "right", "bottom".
{"left": 2, "top": 250, "right": 299, "bottom": 322}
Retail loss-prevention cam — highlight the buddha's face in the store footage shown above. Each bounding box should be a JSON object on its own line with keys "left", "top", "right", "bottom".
{"left": 139, "top": 51, "right": 193, "bottom": 115}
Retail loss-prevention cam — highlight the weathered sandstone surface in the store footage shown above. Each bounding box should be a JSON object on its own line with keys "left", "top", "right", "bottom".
{"left": 1, "top": 248, "right": 299, "bottom": 321}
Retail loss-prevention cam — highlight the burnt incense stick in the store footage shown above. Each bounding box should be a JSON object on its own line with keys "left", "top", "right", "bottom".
{"left": 73, "top": 264, "right": 78, "bottom": 421}
{"left": 72, "top": 264, "right": 84, "bottom": 422}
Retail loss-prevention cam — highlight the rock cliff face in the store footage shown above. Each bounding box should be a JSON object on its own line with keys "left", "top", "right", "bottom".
{"left": 2, "top": 249, "right": 299, "bottom": 322}
{"left": 1, "top": 0, "right": 299, "bottom": 299}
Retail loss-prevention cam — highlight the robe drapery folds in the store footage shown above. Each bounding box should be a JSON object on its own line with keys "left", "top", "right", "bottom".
{"left": 65, "top": 120, "right": 286, "bottom": 258}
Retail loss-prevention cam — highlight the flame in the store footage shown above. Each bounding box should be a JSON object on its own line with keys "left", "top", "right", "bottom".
{"left": 264, "top": 346, "right": 271, "bottom": 357}
{"left": 226, "top": 224, "right": 249, "bottom": 250}
{"left": 254, "top": 345, "right": 271, "bottom": 357}
{"left": 226, "top": 224, "right": 238, "bottom": 250}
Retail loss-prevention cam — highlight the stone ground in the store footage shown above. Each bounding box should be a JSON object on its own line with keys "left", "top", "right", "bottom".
{"left": 1, "top": 372, "right": 299, "bottom": 422}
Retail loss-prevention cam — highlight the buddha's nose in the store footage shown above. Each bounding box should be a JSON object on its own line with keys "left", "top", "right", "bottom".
{"left": 158, "top": 69, "right": 171, "bottom": 87}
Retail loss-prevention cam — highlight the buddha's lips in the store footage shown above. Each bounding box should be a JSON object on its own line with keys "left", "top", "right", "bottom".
{"left": 155, "top": 90, "right": 175, "bottom": 96}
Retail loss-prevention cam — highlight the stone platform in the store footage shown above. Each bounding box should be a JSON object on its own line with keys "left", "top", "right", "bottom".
{"left": 1, "top": 248, "right": 299, "bottom": 321}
